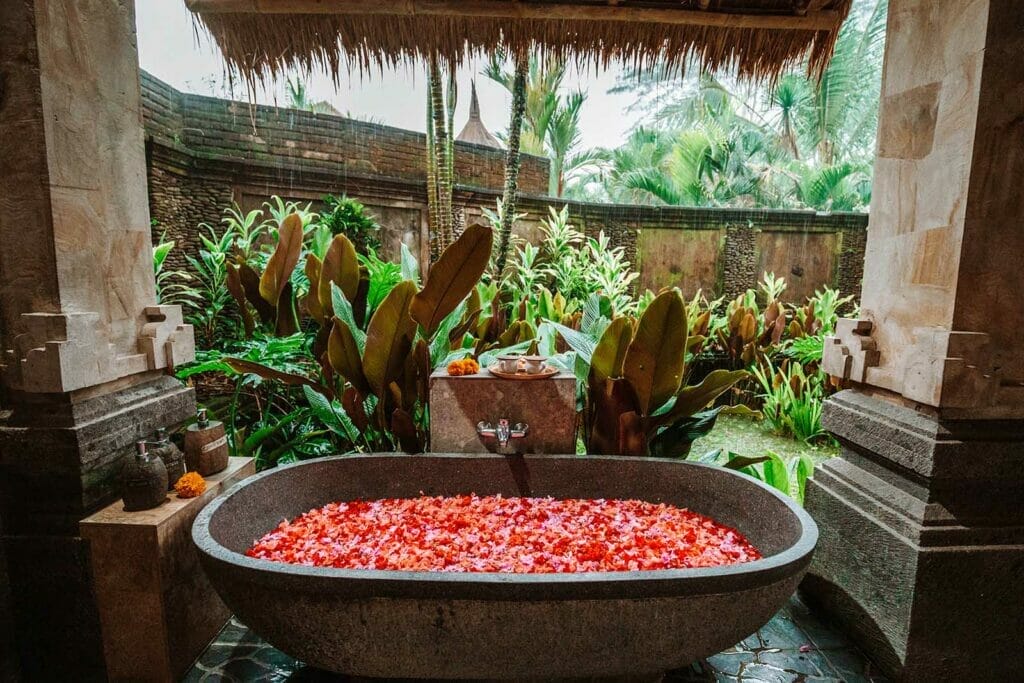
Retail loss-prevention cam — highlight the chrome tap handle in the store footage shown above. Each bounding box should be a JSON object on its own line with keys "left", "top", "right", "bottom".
{"left": 510, "top": 422, "right": 529, "bottom": 439}
{"left": 476, "top": 421, "right": 497, "bottom": 439}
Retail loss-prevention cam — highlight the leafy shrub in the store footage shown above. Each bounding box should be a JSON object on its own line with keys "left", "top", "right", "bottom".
{"left": 319, "top": 194, "right": 381, "bottom": 254}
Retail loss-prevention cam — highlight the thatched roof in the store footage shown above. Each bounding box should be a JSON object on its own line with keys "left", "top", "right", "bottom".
{"left": 457, "top": 82, "right": 502, "bottom": 149}
{"left": 185, "top": 0, "right": 852, "bottom": 83}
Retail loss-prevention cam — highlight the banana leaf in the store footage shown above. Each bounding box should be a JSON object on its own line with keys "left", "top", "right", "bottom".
{"left": 319, "top": 234, "right": 360, "bottom": 312}
{"left": 410, "top": 224, "right": 492, "bottom": 336}
{"left": 590, "top": 316, "right": 632, "bottom": 384}
{"left": 363, "top": 280, "right": 417, "bottom": 397}
{"left": 259, "top": 213, "right": 303, "bottom": 305}
{"left": 622, "top": 290, "right": 687, "bottom": 416}
{"left": 328, "top": 317, "right": 371, "bottom": 396}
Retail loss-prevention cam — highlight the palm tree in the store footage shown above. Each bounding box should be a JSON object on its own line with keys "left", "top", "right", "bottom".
{"left": 494, "top": 53, "right": 529, "bottom": 277}
{"left": 485, "top": 53, "right": 588, "bottom": 198}
{"left": 426, "top": 58, "right": 456, "bottom": 253}
{"left": 284, "top": 76, "right": 340, "bottom": 115}
{"left": 596, "top": 0, "right": 888, "bottom": 211}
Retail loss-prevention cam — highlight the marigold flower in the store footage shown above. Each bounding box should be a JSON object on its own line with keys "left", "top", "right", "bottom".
{"left": 174, "top": 471, "right": 207, "bottom": 498}
{"left": 446, "top": 358, "right": 480, "bottom": 376}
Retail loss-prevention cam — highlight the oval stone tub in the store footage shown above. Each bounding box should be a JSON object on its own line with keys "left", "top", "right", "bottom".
{"left": 193, "top": 453, "right": 817, "bottom": 681}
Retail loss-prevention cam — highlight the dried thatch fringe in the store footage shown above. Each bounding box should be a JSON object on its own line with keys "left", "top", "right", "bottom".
{"left": 187, "top": 0, "right": 852, "bottom": 86}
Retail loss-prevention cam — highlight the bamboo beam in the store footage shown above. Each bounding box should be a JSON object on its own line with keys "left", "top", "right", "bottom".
{"left": 184, "top": 0, "right": 841, "bottom": 31}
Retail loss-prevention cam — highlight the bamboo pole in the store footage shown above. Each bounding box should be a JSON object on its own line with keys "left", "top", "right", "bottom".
{"left": 185, "top": 0, "right": 841, "bottom": 31}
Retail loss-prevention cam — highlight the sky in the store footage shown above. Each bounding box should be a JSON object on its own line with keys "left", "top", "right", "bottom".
{"left": 135, "top": 2, "right": 653, "bottom": 151}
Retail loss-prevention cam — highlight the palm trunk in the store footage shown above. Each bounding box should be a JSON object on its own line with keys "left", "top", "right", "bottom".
{"left": 425, "top": 81, "right": 440, "bottom": 260}
{"left": 444, "top": 68, "right": 456, "bottom": 235}
{"left": 428, "top": 57, "right": 453, "bottom": 253}
{"left": 494, "top": 52, "right": 529, "bottom": 278}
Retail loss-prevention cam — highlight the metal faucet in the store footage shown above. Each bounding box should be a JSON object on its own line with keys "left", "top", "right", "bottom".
{"left": 476, "top": 419, "right": 529, "bottom": 454}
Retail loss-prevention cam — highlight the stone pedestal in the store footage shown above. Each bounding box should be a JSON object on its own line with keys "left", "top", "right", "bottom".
{"left": 81, "top": 457, "right": 254, "bottom": 683}
{"left": 804, "top": 391, "right": 1024, "bottom": 681}
{"left": 810, "top": 2, "right": 1024, "bottom": 680}
{"left": 429, "top": 370, "right": 577, "bottom": 454}
{"left": 0, "top": 376, "right": 197, "bottom": 680}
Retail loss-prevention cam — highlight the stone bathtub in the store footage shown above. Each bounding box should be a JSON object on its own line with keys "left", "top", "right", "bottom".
{"left": 193, "top": 454, "right": 817, "bottom": 680}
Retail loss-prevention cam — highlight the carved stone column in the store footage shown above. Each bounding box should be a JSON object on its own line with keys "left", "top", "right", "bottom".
{"left": 0, "top": 0, "right": 196, "bottom": 678}
{"left": 808, "top": 1, "right": 1024, "bottom": 680}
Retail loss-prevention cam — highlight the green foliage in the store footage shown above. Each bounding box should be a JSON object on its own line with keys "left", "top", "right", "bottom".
{"left": 693, "top": 448, "right": 815, "bottom": 505}
{"left": 153, "top": 234, "right": 195, "bottom": 308}
{"left": 499, "top": 205, "right": 640, "bottom": 324}
{"left": 550, "top": 289, "right": 748, "bottom": 458}
{"left": 752, "top": 360, "right": 830, "bottom": 444}
{"left": 319, "top": 194, "right": 381, "bottom": 254}
{"left": 573, "top": 0, "right": 888, "bottom": 210}
{"left": 485, "top": 52, "right": 590, "bottom": 197}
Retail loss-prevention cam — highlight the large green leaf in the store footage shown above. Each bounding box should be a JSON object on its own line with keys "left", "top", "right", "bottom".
{"left": 547, "top": 321, "right": 596, "bottom": 364}
{"left": 653, "top": 369, "right": 749, "bottom": 427}
{"left": 410, "top": 224, "right": 492, "bottom": 336}
{"left": 400, "top": 242, "right": 420, "bottom": 285}
{"left": 647, "top": 407, "right": 721, "bottom": 458}
{"left": 622, "top": 290, "right": 687, "bottom": 415}
{"left": 761, "top": 452, "right": 791, "bottom": 495}
{"left": 319, "top": 234, "right": 360, "bottom": 311}
{"left": 789, "top": 453, "right": 815, "bottom": 505}
{"left": 590, "top": 317, "right": 632, "bottom": 384}
{"left": 303, "top": 254, "right": 326, "bottom": 324}
{"left": 363, "top": 280, "right": 418, "bottom": 396}
{"left": 328, "top": 317, "right": 371, "bottom": 396}
{"left": 259, "top": 213, "right": 303, "bottom": 304}
{"left": 302, "top": 385, "right": 360, "bottom": 442}
{"left": 331, "top": 282, "right": 367, "bottom": 353}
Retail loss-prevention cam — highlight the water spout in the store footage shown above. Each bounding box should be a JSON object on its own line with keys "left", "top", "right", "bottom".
{"left": 476, "top": 419, "right": 532, "bottom": 496}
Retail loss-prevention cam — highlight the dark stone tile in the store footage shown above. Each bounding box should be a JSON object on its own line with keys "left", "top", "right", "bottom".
{"left": 706, "top": 651, "right": 755, "bottom": 676}
{"left": 757, "top": 615, "right": 811, "bottom": 651}
{"left": 756, "top": 649, "right": 836, "bottom": 678}
{"left": 735, "top": 662, "right": 800, "bottom": 683}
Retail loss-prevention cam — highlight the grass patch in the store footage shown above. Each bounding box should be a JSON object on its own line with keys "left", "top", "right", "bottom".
{"left": 692, "top": 414, "right": 838, "bottom": 465}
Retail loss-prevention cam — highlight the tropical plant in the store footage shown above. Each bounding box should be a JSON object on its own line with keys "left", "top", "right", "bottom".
{"left": 485, "top": 52, "right": 590, "bottom": 197}
{"left": 554, "top": 289, "right": 747, "bottom": 458}
{"left": 183, "top": 223, "right": 238, "bottom": 347}
{"left": 752, "top": 360, "right": 829, "bottom": 444}
{"left": 494, "top": 53, "right": 529, "bottom": 276}
{"left": 319, "top": 194, "right": 381, "bottom": 255}
{"left": 284, "top": 76, "right": 339, "bottom": 115}
{"left": 153, "top": 234, "right": 194, "bottom": 308}
{"left": 581, "top": 0, "right": 888, "bottom": 210}
{"left": 692, "top": 448, "right": 815, "bottom": 505}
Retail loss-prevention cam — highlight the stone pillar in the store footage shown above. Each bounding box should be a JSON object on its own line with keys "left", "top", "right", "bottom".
{"left": 721, "top": 223, "right": 757, "bottom": 300}
{"left": 0, "top": 0, "right": 196, "bottom": 678}
{"left": 808, "top": 1, "right": 1024, "bottom": 680}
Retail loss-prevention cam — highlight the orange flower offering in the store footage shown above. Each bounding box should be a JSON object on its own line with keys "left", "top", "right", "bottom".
{"left": 446, "top": 358, "right": 480, "bottom": 376}
{"left": 174, "top": 471, "right": 207, "bottom": 498}
{"left": 247, "top": 495, "right": 760, "bottom": 573}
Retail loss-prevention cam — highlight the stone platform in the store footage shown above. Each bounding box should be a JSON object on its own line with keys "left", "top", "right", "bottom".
{"left": 82, "top": 457, "right": 254, "bottom": 683}
{"left": 184, "top": 593, "right": 888, "bottom": 683}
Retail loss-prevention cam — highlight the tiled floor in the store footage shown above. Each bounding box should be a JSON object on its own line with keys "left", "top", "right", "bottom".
{"left": 184, "top": 592, "right": 889, "bottom": 683}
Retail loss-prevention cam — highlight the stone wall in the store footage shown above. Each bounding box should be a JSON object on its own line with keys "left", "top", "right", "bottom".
{"left": 142, "top": 72, "right": 868, "bottom": 302}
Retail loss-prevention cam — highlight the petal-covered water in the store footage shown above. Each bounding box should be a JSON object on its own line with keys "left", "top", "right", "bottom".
{"left": 247, "top": 495, "right": 761, "bottom": 573}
